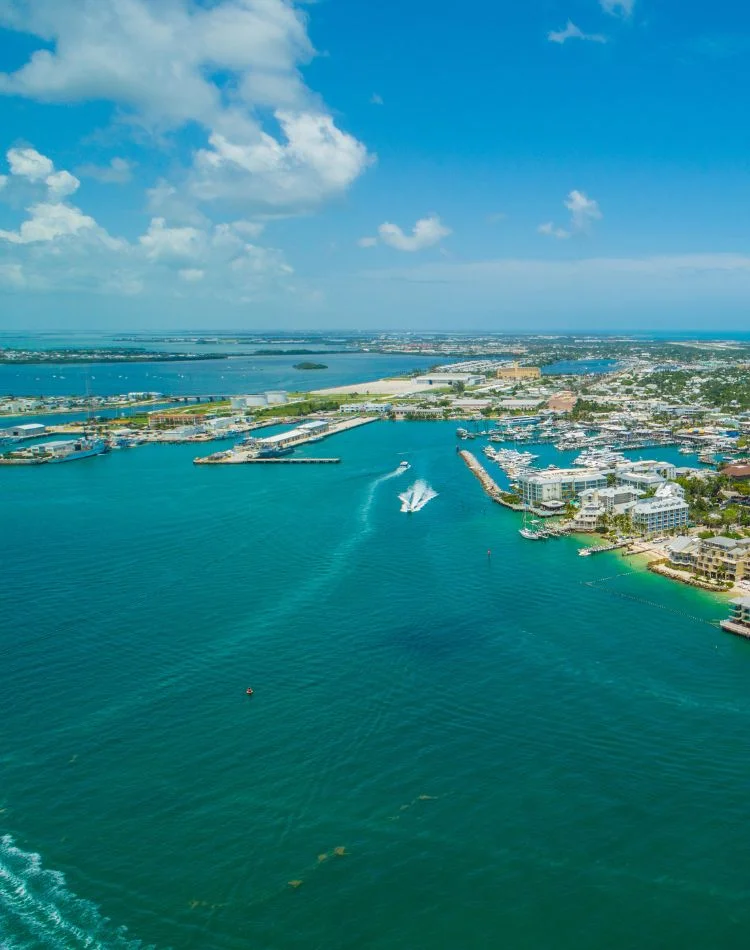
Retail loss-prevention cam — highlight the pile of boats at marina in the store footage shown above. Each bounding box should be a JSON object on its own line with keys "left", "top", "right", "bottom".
{"left": 483, "top": 445, "right": 538, "bottom": 479}
{"left": 519, "top": 517, "right": 569, "bottom": 541}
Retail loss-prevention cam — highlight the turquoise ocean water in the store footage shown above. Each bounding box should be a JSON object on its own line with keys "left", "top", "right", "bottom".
{"left": 2, "top": 421, "right": 749, "bottom": 949}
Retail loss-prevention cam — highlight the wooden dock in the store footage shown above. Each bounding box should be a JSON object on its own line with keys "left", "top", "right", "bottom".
{"left": 578, "top": 541, "right": 632, "bottom": 557}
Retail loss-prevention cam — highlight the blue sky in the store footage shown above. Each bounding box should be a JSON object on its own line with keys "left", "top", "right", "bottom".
{"left": 1, "top": 0, "right": 750, "bottom": 331}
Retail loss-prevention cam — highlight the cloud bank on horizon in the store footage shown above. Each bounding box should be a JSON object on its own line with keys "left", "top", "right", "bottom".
{"left": 0, "top": 0, "right": 748, "bottom": 329}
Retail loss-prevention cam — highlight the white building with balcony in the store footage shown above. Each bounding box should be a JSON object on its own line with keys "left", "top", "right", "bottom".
{"left": 518, "top": 468, "right": 608, "bottom": 509}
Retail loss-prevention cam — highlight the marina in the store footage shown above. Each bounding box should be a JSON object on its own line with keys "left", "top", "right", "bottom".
{"left": 458, "top": 449, "right": 523, "bottom": 510}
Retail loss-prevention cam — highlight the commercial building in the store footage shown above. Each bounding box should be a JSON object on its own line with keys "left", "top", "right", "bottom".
{"left": 30, "top": 439, "right": 85, "bottom": 458}
{"left": 341, "top": 402, "right": 392, "bottom": 413}
{"left": 498, "top": 399, "right": 543, "bottom": 410}
{"left": 0, "top": 422, "right": 47, "bottom": 440}
{"left": 497, "top": 361, "right": 542, "bottom": 381}
{"left": 230, "top": 392, "right": 289, "bottom": 410}
{"left": 150, "top": 412, "right": 205, "bottom": 427}
{"left": 518, "top": 468, "right": 608, "bottom": 508}
{"left": 392, "top": 406, "right": 445, "bottom": 419}
{"left": 414, "top": 373, "right": 484, "bottom": 388}
{"left": 254, "top": 419, "right": 329, "bottom": 449}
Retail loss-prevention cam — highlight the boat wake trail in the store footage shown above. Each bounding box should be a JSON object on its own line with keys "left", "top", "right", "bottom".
{"left": 398, "top": 479, "right": 438, "bottom": 513}
{"left": 0, "top": 836, "right": 153, "bottom": 950}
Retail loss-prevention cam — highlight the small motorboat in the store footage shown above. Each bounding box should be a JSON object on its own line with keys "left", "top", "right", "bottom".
{"left": 397, "top": 460, "right": 411, "bottom": 473}
{"left": 245, "top": 687, "right": 254, "bottom": 696}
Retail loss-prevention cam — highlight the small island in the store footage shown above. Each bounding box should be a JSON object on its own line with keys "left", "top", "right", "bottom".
{"left": 293, "top": 361, "right": 328, "bottom": 370}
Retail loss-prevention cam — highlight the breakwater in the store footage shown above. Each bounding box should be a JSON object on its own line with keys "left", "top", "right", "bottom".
{"left": 458, "top": 449, "right": 524, "bottom": 509}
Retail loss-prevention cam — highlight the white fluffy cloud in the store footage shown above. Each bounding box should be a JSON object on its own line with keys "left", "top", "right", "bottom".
{"left": 0, "top": 201, "right": 97, "bottom": 244}
{"left": 0, "top": 0, "right": 372, "bottom": 215}
{"left": 548, "top": 21, "right": 607, "bottom": 44}
{"left": 7, "top": 146, "right": 54, "bottom": 181}
{"left": 361, "top": 215, "right": 451, "bottom": 252}
{"left": 45, "top": 170, "right": 80, "bottom": 199}
{"left": 539, "top": 190, "right": 602, "bottom": 239}
{"left": 139, "top": 218, "right": 207, "bottom": 264}
{"left": 190, "top": 113, "right": 371, "bottom": 209}
{"left": 565, "top": 190, "right": 602, "bottom": 229}
{"left": 78, "top": 157, "right": 134, "bottom": 185}
{"left": 600, "top": 0, "right": 634, "bottom": 17}
{"left": 0, "top": 145, "right": 294, "bottom": 299}
{"left": 538, "top": 222, "right": 571, "bottom": 240}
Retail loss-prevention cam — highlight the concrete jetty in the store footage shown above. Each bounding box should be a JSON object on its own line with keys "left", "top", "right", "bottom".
{"left": 458, "top": 450, "right": 524, "bottom": 510}
{"left": 193, "top": 415, "right": 377, "bottom": 465}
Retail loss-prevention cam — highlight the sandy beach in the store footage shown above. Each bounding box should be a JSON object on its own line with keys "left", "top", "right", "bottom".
{"left": 311, "top": 377, "right": 431, "bottom": 397}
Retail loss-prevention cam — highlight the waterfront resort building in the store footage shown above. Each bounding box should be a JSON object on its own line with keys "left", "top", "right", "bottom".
{"left": 693, "top": 536, "right": 750, "bottom": 583}
{"left": 571, "top": 495, "right": 606, "bottom": 531}
{"left": 629, "top": 493, "right": 690, "bottom": 535}
{"left": 617, "top": 470, "right": 667, "bottom": 491}
{"left": 666, "top": 536, "right": 701, "bottom": 566}
{"left": 497, "top": 361, "right": 542, "bottom": 381}
{"left": 579, "top": 486, "right": 644, "bottom": 515}
{"left": 518, "top": 468, "right": 608, "bottom": 508}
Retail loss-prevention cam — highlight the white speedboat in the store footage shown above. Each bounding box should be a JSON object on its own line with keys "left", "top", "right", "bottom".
{"left": 399, "top": 479, "right": 438, "bottom": 513}
{"left": 397, "top": 460, "right": 411, "bottom": 473}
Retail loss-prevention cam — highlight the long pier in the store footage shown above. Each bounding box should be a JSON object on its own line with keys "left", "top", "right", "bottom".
{"left": 578, "top": 540, "right": 632, "bottom": 557}
{"left": 193, "top": 416, "right": 378, "bottom": 465}
{"left": 458, "top": 450, "right": 524, "bottom": 510}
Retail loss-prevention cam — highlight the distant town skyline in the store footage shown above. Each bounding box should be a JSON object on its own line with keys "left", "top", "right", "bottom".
{"left": 2, "top": 0, "right": 750, "bottom": 330}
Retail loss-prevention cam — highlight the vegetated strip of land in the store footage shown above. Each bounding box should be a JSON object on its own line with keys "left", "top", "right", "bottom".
{"left": 0, "top": 349, "right": 228, "bottom": 363}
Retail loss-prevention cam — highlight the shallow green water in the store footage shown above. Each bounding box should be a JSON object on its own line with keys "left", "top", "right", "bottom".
{"left": 1, "top": 422, "right": 748, "bottom": 950}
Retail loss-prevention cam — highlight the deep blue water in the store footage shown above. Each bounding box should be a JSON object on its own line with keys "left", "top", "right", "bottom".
{"left": 0, "top": 354, "right": 439, "bottom": 398}
{"left": 542, "top": 359, "right": 619, "bottom": 375}
{"left": 3, "top": 421, "right": 750, "bottom": 950}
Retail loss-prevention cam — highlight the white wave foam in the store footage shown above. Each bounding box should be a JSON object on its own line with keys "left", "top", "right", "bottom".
{"left": 0, "top": 836, "right": 153, "bottom": 950}
{"left": 398, "top": 479, "right": 438, "bottom": 513}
